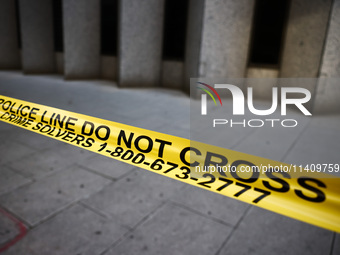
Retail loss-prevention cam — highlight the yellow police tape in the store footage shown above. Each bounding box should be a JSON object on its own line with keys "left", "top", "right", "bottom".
{"left": 0, "top": 95, "right": 339, "bottom": 232}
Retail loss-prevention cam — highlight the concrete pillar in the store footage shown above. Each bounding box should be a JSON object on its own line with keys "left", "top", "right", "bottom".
{"left": 319, "top": 0, "right": 340, "bottom": 78}
{"left": 185, "top": 0, "right": 255, "bottom": 91}
{"left": 0, "top": 0, "right": 20, "bottom": 69}
{"left": 118, "top": 0, "right": 165, "bottom": 87}
{"left": 63, "top": 0, "right": 100, "bottom": 79}
{"left": 19, "top": 0, "right": 55, "bottom": 73}
{"left": 280, "top": 0, "right": 333, "bottom": 78}
{"left": 314, "top": 0, "right": 340, "bottom": 113}
{"left": 184, "top": 0, "right": 205, "bottom": 92}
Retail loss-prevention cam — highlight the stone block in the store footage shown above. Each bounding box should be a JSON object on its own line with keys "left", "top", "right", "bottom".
{"left": 2, "top": 204, "right": 127, "bottom": 255}
{"left": 63, "top": 0, "right": 100, "bottom": 78}
{"left": 83, "top": 169, "right": 184, "bottom": 228}
{"left": 119, "top": 0, "right": 164, "bottom": 87}
{"left": 106, "top": 202, "right": 232, "bottom": 255}
{"left": 280, "top": 0, "right": 332, "bottom": 77}
{"left": 0, "top": 165, "right": 111, "bottom": 225}
{"left": 19, "top": 0, "right": 55, "bottom": 73}
{"left": 218, "top": 206, "right": 333, "bottom": 255}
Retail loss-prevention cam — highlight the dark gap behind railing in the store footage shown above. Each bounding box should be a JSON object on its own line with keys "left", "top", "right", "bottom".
{"left": 248, "top": 0, "right": 290, "bottom": 66}
{"left": 162, "top": 0, "right": 189, "bottom": 61}
{"left": 101, "top": 0, "right": 118, "bottom": 56}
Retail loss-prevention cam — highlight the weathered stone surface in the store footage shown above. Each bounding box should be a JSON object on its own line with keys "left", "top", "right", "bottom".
{"left": 319, "top": 0, "right": 340, "bottom": 77}
{"left": 0, "top": 70, "right": 338, "bottom": 253}
{"left": 0, "top": 166, "right": 30, "bottom": 196}
{"left": 333, "top": 234, "right": 340, "bottom": 255}
{"left": 314, "top": 78, "right": 340, "bottom": 114}
{"left": 314, "top": 0, "right": 340, "bottom": 113}
{"left": 0, "top": 141, "right": 36, "bottom": 165}
{"left": 83, "top": 170, "right": 184, "bottom": 228}
{"left": 119, "top": 0, "right": 164, "bottom": 87}
{"left": 280, "top": 0, "right": 333, "bottom": 78}
{"left": 0, "top": 165, "right": 111, "bottom": 225}
{"left": 171, "top": 184, "right": 249, "bottom": 226}
{"left": 200, "top": 0, "right": 254, "bottom": 78}
{"left": 218, "top": 207, "right": 333, "bottom": 255}
{"left": 0, "top": 208, "right": 22, "bottom": 248}
{"left": 19, "top": 0, "right": 55, "bottom": 73}
{"left": 79, "top": 154, "right": 135, "bottom": 179}
{"left": 63, "top": 0, "right": 100, "bottom": 79}
{"left": 106, "top": 202, "right": 232, "bottom": 255}
{"left": 2, "top": 204, "right": 128, "bottom": 255}
{"left": 184, "top": 0, "right": 205, "bottom": 91}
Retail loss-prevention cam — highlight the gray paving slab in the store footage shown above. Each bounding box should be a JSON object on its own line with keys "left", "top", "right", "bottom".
{"left": 217, "top": 206, "right": 333, "bottom": 255}
{"left": 0, "top": 166, "right": 31, "bottom": 195}
{"left": 0, "top": 71, "right": 189, "bottom": 128}
{"left": 0, "top": 129, "right": 16, "bottom": 144}
{"left": 170, "top": 184, "right": 249, "bottom": 226}
{"left": 115, "top": 87, "right": 186, "bottom": 112}
{"left": 310, "top": 114, "right": 340, "bottom": 131}
{"left": 54, "top": 142, "right": 94, "bottom": 162}
{"left": 13, "top": 129, "right": 61, "bottom": 150}
{"left": 0, "top": 209, "right": 21, "bottom": 248}
{"left": 0, "top": 121, "right": 13, "bottom": 132}
{"left": 233, "top": 116, "right": 310, "bottom": 162}
{"left": 7, "top": 148, "right": 68, "bottom": 179}
{"left": 190, "top": 100, "right": 255, "bottom": 149}
{"left": 333, "top": 233, "right": 340, "bottom": 255}
{"left": 156, "top": 124, "right": 190, "bottom": 139}
{"left": 191, "top": 125, "right": 256, "bottom": 151}
{"left": 0, "top": 165, "right": 111, "bottom": 226}
{"left": 3, "top": 125, "right": 51, "bottom": 148}
{"left": 0, "top": 141, "right": 36, "bottom": 165}
{"left": 79, "top": 154, "right": 136, "bottom": 180}
{"left": 0, "top": 71, "right": 339, "bottom": 254}
{"left": 8, "top": 142, "right": 93, "bottom": 179}
{"left": 105, "top": 202, "right": 232, "bottom": 255}
{"left": 2, "top": 204, "right": 128, "bottom": 255}
{"left": 87, "top": 92, "right": 175, "bottom": 126}
{"left": 122, "top": 114, "right": 167, "bottom": 132}
{"left": 0, "top": 72, "right": 117, "bottom": 114}
{"left": 83, "top": 169, "right": 184, "bottom": 228}
{"left": 126, "top": 95, "right": 189, "bottom": 132}
{"left": 284, "top": 125, "right": 340, "bottom": 167}
{"left": 0, "top": 122, "right": 28, "bottom": 134}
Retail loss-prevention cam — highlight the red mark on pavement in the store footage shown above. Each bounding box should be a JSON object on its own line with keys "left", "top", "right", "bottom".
{"left": 0, "top": 207, "right": 27, "bottom": 253}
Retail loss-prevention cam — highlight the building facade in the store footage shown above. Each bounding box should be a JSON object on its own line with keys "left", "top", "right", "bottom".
{"left": 0, "top": 0, "right": 339, "bottom": 112}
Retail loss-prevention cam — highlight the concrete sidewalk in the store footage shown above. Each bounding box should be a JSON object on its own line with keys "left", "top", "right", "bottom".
{"left": 0, "top": 71, "right": 339, "bottom": 255}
